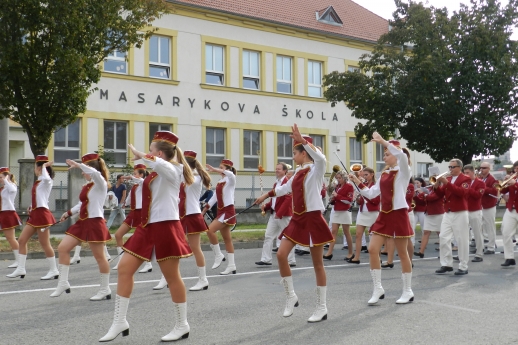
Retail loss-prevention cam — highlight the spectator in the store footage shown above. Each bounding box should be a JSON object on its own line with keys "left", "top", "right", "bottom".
{"left": 106, "top": 175, "right": 127, "bottom": 228}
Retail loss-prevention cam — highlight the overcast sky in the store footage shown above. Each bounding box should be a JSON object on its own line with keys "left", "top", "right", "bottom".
{"left": 351, "top": 0, "right": 518, "bottom": 161}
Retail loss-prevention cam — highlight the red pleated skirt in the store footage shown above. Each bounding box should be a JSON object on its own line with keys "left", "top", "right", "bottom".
{"left": 279, "top": 210, "right": 334, "bottom": 247}
{"left": 26, "top": 207, "right": 56, "bottom": 228}
{"left": 0, "top": 211, "right": 22, "bottom": 231}
{"left": 123, "top": 220, "right": 193, "bottom": 262}
{"left": 66, "top": 217, "right": 112, "bottom": 243}
{"left": 369, "top": 208, "right": 414, "bottom": 238}
{"left": 216, "top": 205, "right": 236, "bottom": 226}
{"left": 181, "top": 213, "right": 208, "bottom": 235}
{"left": 123, "top": 209, "right": 141, "bottom": 228}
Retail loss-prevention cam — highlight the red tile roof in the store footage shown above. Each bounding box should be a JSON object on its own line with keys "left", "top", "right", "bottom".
{"left": 169, "top": 0, "right": 389, "bottom": 43}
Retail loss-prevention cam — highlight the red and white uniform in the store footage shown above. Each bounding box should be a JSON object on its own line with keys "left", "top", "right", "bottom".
{"left": 356, "top": 181, "right": 380, "bottom": 227}
{"left": 406, "top": 184, "right": 416, "bottom": 242}
{"left": 122, "top": 177, "right": 143, "bottom": 228}
{"left": 179, "top": 175, "right": 208, "bottom": 235}
{"left": 467, "top": 178, "right": 486, "bottom": 258}
{"left": 331, "top": 182, "right": 354, "bottom": 225}
{"left": 435, "top": 173, "right": 470, "bottom": 271}
{"left": 413, "top": 189, "right": 426, "bottom": 233}
{"left": 499, "top": 181, "right": 518, "bottom": 260}
{"left": 27, "top": 167, "right": 56, "bottom": 228}
{"left": 66, "top": 164, "right": 111, "bottom": 243}
{"left": 123, "top": 155, "right": 192, "bottom": 261}
{"left": 207, "top": 170, "right": 236, "bottom": 226}
{"left": 358, "top": 144, "right": 413, "bottom": 238}
{"left": 0, "top": 179, "right": 21, "bottom": 231}
{"left": 481, "top": 173, "right": 499, "bottom": 251}
{"left": 268, "top": 144, "right": 333, "bottom": 247}
{"left": 422, "top": 189, "right": 444, "bottom": 231}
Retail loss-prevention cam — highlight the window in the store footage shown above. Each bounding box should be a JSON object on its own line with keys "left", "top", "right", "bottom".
{"left": 243, "top": 50, "right": 260, "bottom": 90}
{"left": 348, "top": 65, "right": 361, "bottom": 73}
{"left": 375, "top": 143, "right": 385, "bottom": 172}
{"left": 206, "top": 128, "right": 225, "bottom": 167}
{"left": 104, "top": 49, "right": 127, "bottom": 74}
{"left": 205, "top": 44, "right": 224, "bottom": 85}
{"left": 243, "top": 130, "right": 261, "bottom": 169}
{"left": 349, "top": 138, "right": 363, "bottom": 165}
{"left": 310, "top": 135, "right": 324, "bottom": 153}
{"left": 104, "top": 121, "right": 127, "bottom": 165}
{"left": 417, "top": 163, "right": 433, "bottom": 178}
{"left": 277, "top": 133, "right": 293, "bottom": 166}
{"left": 149, "top": 36, "right": 170, "bottom": 79}
{"left": 54, "top": 120, "right": 80, "bottom": 164}
{"left": 308, "top": 61, "right": 322, "bottom": 97}
{"left": 276, "top": 56, "right": 292, "bottom": 94}
{"left": 149, "top": 123, "right": 172, "bottom": 144}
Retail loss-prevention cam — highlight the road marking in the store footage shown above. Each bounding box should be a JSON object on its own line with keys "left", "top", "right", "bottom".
{"left": 417, "top": 300, "right": 481, "bottom": 313}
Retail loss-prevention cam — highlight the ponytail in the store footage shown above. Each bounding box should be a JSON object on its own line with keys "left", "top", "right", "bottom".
{"left": 136, "top": 168, "right": 149, "bottom": 178}
{"left": 85, "top": 158, "right": 111, "bottom": 189}
{"left": 1, "top": 172, "right": 16, "bottom": 185}
{"left": 194, "top": 159, "right": 211, "bottom": 189}
{"left": 225, "top": 165, "right": 237, "bottom": 176}
{"left": 402, "top": 148, "right": 412, "bottom": 166}
{"left": 174, "top": 147, "right": 194, "bottom": 185}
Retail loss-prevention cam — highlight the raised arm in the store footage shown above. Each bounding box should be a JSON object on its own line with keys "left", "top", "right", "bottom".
{"left": 142, "top": 155, "right": 181, "bottom": 184}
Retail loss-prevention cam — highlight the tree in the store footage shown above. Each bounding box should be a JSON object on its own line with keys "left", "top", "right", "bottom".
{"left": 323, "top": 0, "right": 518, "bottom": 165}
{"left": 0, "top": 0, "right": 168, "bottom": 156}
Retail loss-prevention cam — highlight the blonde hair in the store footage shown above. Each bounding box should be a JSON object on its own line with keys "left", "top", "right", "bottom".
{"left": 186, "top": 157, "right": 211, "bottom": 189}
{"left": 85, "top": 158, "right": 111, "bottom": 189}
{"left": 1, "top": 172, "right": 16, "bottom": 185}
{"left": 363, "top": 167, "right": 376, "bottom": 183}
{"left": 174, "top": 147, "right": 194, "bottom": 186}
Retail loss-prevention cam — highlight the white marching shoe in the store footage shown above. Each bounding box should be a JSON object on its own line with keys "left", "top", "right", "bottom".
{"left": 220, "top": 253, "right": 236, "bottom": 275}
{"left": 368, "top": 269, "right": 385, "bottom": 305}
{"left": 308, "top": 286, "right": 328, "bottom": 322}
{"left": 70, "top": 246, "right": 81, "bottom": 265}
{"left": 396, "top": 272, "right": 414, "bottom": 304}
{"left": 189, "top": 266, "right": 209, "bottom": 291}
{"left": 112, "top": 247, "right": 123, "bottom": 270}
{"left": 104, "top": 246, "right": 111, "bottom": 261}
{"left": 281, "top": 276, "right": 299, "bottom": 317}
{"left": 90, "top": 273, "right": 112, "bottom": 301}
{"left": 40, "top": 257, "right": 59, "bottom": 280}
{"left": 210, "top": 243, "right": 226, "bottom": 269}
{"left": 153, "top": 275, "right": 168, "bottom": 290}
{"left": 6, "top": 254, "right": 27, "bottom": 278}
{"left": 138, "top": 261, "right": 153, "bottom": 273}
{"left": 99, "top": 295, "right": 130, "bottom": 342}
{"left": 161, "top": 302, "right": 190, "bottom": 342}
{"left": 50, "top": 265, "right": 71, "bottom": 297}
{"left": 8, "top": 249, "right": 19, "bottom": 268}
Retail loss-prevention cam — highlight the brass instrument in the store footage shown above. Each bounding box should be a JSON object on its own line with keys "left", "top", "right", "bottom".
{"left": 429, "top": 172, "right": 450, "bottom": 185}
{"left": 324, "top": 165, "right": 341, "bottom": 215}
{"left": 495, "top": 172, "right": 518, "bottom": 191}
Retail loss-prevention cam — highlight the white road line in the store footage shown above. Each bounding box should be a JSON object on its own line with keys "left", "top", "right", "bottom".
{"left": 417, "top": 300, "right": 481, "bottom": 313}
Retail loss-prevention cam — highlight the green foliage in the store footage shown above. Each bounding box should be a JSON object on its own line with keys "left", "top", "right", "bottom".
{"left": 323, "top": 0, "right": 518, "bottom": 165}
{"left": 96, "top": 145, "right": 133, "bottom": 185}
{"left": 0, "top": 0, "right": 168, "bottom": 156}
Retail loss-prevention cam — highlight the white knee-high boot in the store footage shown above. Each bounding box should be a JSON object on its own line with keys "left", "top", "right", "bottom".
{"left": 308, "top": 286, "right": 328, "bottom": 322}
{"left": 189, "top": 266, "right": 209, "bottom": 291}
{"left": 99, "top": 295, "right": 130, "bottom": 342}
{"left": 210, "top": 243, "right": 225, "bottom": 269}
{"left": 90, "top": 273, "right": 112, "bottom": 301}
{"left": 368, "top": 269, "right": 385, "bottom": 305}
{"left": 50, "top": 265, "right": 71, "bottom": 297}
{"left": 396, "top": 272, "right": 414, "bottom": 304}
{"left": 6, "top": 253, "right": 26, "bottom": 278}
{"left": 40, "top": 256, "right": 59, "bottom": 280}
{"left": 112, "top": 247, "right": 123, "bottom": 270}
{"left": 153, "top": 275, "right": 168, "bottom": 290}
{"left": 161, "top": 302, "right": 190, "bottom": 341}
{"left": 104, "top": 245, "right": 111, "bottom": 260}
{"left": 220, "top": 253, "right": 236, "bottom": 275}
{"left": 280, "top": 276, "right": 299, "bottom": 317}
{"left": 70, "top": 246, "right": 81, "bottom": 264}
{"left": 138, "top": 261, "right": 153, "bottom": 273}
{"left": 7, "top": 249, "right": 19, "bottom": 268}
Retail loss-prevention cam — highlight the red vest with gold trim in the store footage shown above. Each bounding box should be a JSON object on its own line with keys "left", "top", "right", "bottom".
{"left": 292, "top": 167, "right": 310, "bottom": 215}
{"left": 31, "top": 180, "right": 41, "bottom": 209}
{"left": 129, "top": 184, "right": 138, "bottom": 211}
{"left": 380, "top": 170, "right": 398, "bottom": 213}
{"left": 141, "top": 172, "right": 158, "bottom": 227}
{"left": 216, "top": 181, "right": 226, "bottom": 210}
{"left": 179, "top": 182, "right": 186, "bottom": 218}
{"left": 79, "top": 182, "right": 94, "bottom": 220}
{"left": 0, "top": 186, "right": 3, "bottom": 211}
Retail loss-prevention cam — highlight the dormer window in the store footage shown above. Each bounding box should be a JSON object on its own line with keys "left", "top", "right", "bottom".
{"left": 316, "top": 6, "right": 343, "bottom": 26}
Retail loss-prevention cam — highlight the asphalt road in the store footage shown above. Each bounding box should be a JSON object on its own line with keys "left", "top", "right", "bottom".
{"left": 1, "top": 240, "right": 518, "bottom": 345}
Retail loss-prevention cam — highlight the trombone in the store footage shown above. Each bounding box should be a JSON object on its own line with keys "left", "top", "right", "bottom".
{"left": 495, "top": 172, "right": 518, "bottom": 191}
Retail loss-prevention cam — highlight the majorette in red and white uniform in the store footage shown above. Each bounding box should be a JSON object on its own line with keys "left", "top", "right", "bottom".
{"left": 123, "top": 132, "right": 192, "bottom": 262}
{"left": 27, "top": 155, "right": 56, "bottom": 228}
{"left": 330, "top": 180, "right": 354, "bottom": 225}
{"left": 356, "top": 180, "right": 380, "bottom": 227}
{"left": 179, "top": 151, "right": 208, "bottom": 235}
{"left": 65, "top": 154, "right": 111, "bottom": 243}
{"left": 422, "top": 187, "right": 444, "bottom": 231}
{"left": 207, "top": 159, "right": 236, "bottom": 226}
{"left": 358, "top": 142, "right": 413, "bottom": 238}
{"left": 0, "top": 167, "right": 21, "bottom": 231}
{"left": 122, "top": 164, "right": 146, "bottom": 229}
{"left": 268, "top": 137, "right": 334, "bottom": 247}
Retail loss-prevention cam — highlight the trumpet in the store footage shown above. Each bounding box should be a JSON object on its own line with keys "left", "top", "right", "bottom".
{"left": 429, "top": 172, "right": 450, "bottom": 184}
{"left": 324, "top": 165, "right": 341, "bottom": 215}
{"left": 495, "top": 172, "right": 518, "bottom": 191}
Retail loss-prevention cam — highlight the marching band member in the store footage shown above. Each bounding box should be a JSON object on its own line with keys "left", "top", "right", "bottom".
{"left": 324, "top": 171, "right": 354, "bottom": 260}
{"left": 256, "top": 162, "right": 296, "bottom": 267}
{"left": 0, "top": 167, "right": 21, "bottom": 271}
{"left": 479, "top": 162, "right": 499, "bottom": 254}
{"left": 7, "top": 157, "right": 58, "bottom": 280}
{"left": 462, "top": 165, "right": 485, "bottom": 263}
{"left": 255, "top": 124, "right": 333, "bottom": 323}
{"left": 499, "top": 161, "right": 518, "bottom": 267}
{"left": 351, "top": 167, "right": 380, "bottom": 264}
{"left": 434, "top": 159, "right": 471, "bottom": 275}
{"left": 112, "top": 164, "right": 148, "bottom": 270}
{"left": 202, "top": 159, "right": 238, "bottom": 275}
{"left": 413, "top": 178, "right": 427, "bottom": 233}
{"left": 349, "top": 135, "right": 414, "bottom": 305}
{"left": 100, "top": 131, "right": 194, "bottom": 342}
{"left": 51, "top": 153, "right": 112, "bottom": 299}
{"left": 414, "top": 179, "right": 444, "bottom": 257}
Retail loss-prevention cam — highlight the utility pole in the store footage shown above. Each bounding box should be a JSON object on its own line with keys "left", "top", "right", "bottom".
{"left": 0, "top": 118, "right": 8, "bottom": 167}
